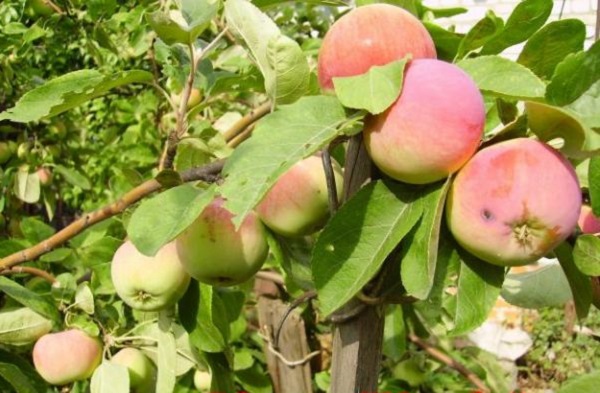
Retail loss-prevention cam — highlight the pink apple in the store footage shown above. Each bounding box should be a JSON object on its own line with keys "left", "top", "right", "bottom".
{"left": 578, "top": 205, "right": 600, "bottom": 234}
{"left": 33, "top": 329, "right": 102, "bottom": 385}
{"left": 446, "top": 138, "right": 582, "bottom": 266}
{"left": 256, "top": 155, "right": 343, "bottom": 236}
{"left": 176, "top": 198, "right": 269, "bottom": 286}
{"left": 111, "top": 241, "right": 191, "bottom": 311}
{"left": 364, "top": 59, "right": 485, "bottom": 184}
{"left": 317, "top": 4, "right": 436, "bottom": 91}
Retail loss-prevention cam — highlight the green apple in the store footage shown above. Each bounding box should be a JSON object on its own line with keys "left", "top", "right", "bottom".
{"left": 176, "top": 198, "right": 269, "bottom": 286}
{"left": 111, "top": 241, "right": 191, "bottom": 311}
{"left": 33, "top": 329, "right": 102, "bottom": 385}
{"left": 112, "top": 348, "right": 156, "bottom": 393}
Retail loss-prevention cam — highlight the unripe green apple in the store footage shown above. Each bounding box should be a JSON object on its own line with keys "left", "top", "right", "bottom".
{"left": 170, "top": 87, "right": 203, "bottom": 110}
{"left": 176, "top": 198, "right": 269, "bottom": 286}
{"left": 256, "top": 156, "right": 343, "bottom": 236}
{"left": 112, "top": 348, "right": 156, "bottom": 393}
{"left": 0, "top": 142, "right": 12, "bottom": 164}
{"left": 579, "top": 205, "right": 600, "bottom": 234}
{"left": 27, "top": 0, "right": 55, "bottom": 17}
{"left": 364, "top": 59, "right": 484, "bottom": 184}
{"left": 111, "top": 241, "right": 191, "bottom": 311}
{"left": 193, "top": 370, "right": 211, "bottom": 391}
{"left": 317, "top": 4, "right": 436, "bottom": 91}
{"left": 32, "top": 329, "right": 102, "bottom": 385}
{"left": 446, "top": 138, "right": 581, "bottom": 266}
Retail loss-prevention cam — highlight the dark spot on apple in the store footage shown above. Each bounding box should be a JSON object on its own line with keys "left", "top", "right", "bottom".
{"left": 481, "top": 209, "right": 494, "bottom": 221}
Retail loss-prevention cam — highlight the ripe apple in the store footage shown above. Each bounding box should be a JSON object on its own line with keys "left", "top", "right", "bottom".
{"left": 170, "top": 88, "right": 203, "bottom": 110}
{"left": 111, "top": 348, "right": 156, "bottom": 393}
{"left": 32, "top": 329, "right": 102, "bottom": 385}
{"left": 578, "top": 205, "right": 600, "bottom": 234}
{"left": 364, "top": 59, "right": 485, "bottom": 184}
{"left": 176, "top": 198, "right": 269, "bottom": 286}
{"left": 317, "top": 4, "right": 436, "bottom": 91}
{"left": 446, "top": 138, "right": 582, "bottom": 266}
{"left": 111, "top": 241, "right": 191, "bottom": 311}
{"left": 256, "top": 155, "right": 343, "bottom": 236}
{"left": 194, "top": 370, "right": 211, "bottom": 391}
{"left": 36, "top": 167, "right": 52, "bottom": 186}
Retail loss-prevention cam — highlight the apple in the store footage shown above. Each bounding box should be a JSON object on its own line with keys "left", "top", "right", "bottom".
{"left": 194, "top": 370, "right": 211, "bottom": 391}
{"left": 111, "top": 241, "right": 191, "bottom": 311}
{"left": 176, "top": 198, "right": 269, "bottom": 286}
{"left": 170, "top": 88, "right": 203, "bottom": 110}
{"left": 0, "top": 142, "right": 12, "bottom": 164}
{"left": 111, "top": 348, "right": 156, "bottom": 393}
{"left": 317, "top": 4, "right": 436, "bottom": 91}
{"left": 256, "top": 155, "right": 343, "bottom": 236}
{"left": 364, "top": 59, "right": 485, "bottom": 184}
{"left": 27, "top": 0, "right": 54, "bottom": 17}
{"left": 578, "top": 205, "right": 600, "bottom": 234}
{"left": 36, "top": 167, "right": 52, "bottom": 186}
{"left": 446, "top": 138, "right": 582, "bottom": 266}
{"left": 32, "top": 329, "right": 102, "bottom": 385}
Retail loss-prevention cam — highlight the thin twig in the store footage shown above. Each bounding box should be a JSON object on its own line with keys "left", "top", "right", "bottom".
{"left": 222, "top": 101, "right": 272, "bottom": 142}
{"left": 0, "top": 266, "right": 57, "bottom": 284}
{"left": 0, "top": 160, "right": 225, "bottom": 270}
{"left": 258, "top": 330, "right": 320, "bottom": 367}
{"left": 321, "top": 148, "right": 339, "bottom": 214}
{"left": 408, "top": 333, "right": 490, "bottom": 393}
{"left": 273, "top": 290, "right": 317, "bottom": 350}
{"left": 44, "top": 0, "right": 64, "bottom": 14}
{"left": 227, "top": 124, "right": 255, "bottom": 148}
{"left": 327, "top": 303, "right": 367, "bottom": 324}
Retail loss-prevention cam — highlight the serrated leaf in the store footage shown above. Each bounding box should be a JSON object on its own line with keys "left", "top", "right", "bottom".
{"left": 591, "top": 157, "right": 600, "bottom": 214}
{"left": 91, "top": 361, "right": 129, "bottom": 393}
{"left": 480, "top": 0, "right": 553, "bottom": 55}
{"left": 174, "top": 138, "right": 212, "bottom": 172}
{"left": 146, "top": 12, "right": 193, "bottom": 45}
{"left": 456, "top": 11, "right": 504, "bottom": 59}
{"left": 423, "top": 23, "right": 463, "bottom": 62}
{"left": 566, "top": 80, "right": 600, "bottom": 129}
{"left": 333, "top": 60, "right": 407, "bottom": 114}
{"left": 128, "top": 184, "right": 216, "bottom": 256}
{"left": 517, "top": 19, "right": 586, "bottom": 80}
{"left": 546, "top": 41, "right": 600, "bottom": 106}
{"left": 13, "top": 167, "right": 40, "bottom": 204}
{"left": 558, "top": 371, "right": 600, "bottom": 393}
{"left": 400, "top": 179, "right": 451, "bottom": 300}
{"left": 525, "top": 101, "right": 600, "bottom": 159}
{"left": 265, "top": 35, "right": 311, "bottom": 105}
{"left": 181, "top": 0, "right": 220, "bottom": 38}
{"left": 0, "top": 277, "right": 60, "bottom": 322}
{"left": 54, "top": 165, "right": 91, "bottom": 190}
{"left": 451, "top": 250, "right": 505, "bottom": 336}
{"left": 0, "top": 70, "right": 153, "bottom": 123}
{"left": 555, "top": 242, "right": 592, "bottom": 319}
{"left": 0, "top": 308, "right": 52, "bottom": 345}
{"left": 75, "top": 283, "right": 95, "bottom": 314}
{"left": 501, "top": 263, "right": 572, "bottom": 308}
{"left": 573, "top": 235, "right": 600, "bottom": 276}
{"left": 312, "top": 180, "right": 423, "bottom": 317}
{"left": 221, "top": 95, "right": 346, "bottom": 227}
{"left": 191, "top": 284, "right": 228, "bottom": 352}
{"left": 458, "top": 55, "right": 545, "bottom": 100}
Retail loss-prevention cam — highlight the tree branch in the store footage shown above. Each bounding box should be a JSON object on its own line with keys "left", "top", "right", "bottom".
{"left": 223, "top": 101, "right": 272, "bottom": 142}
{"left": 0, "top": 160, "right": 225, "bottom": 270}
{"left": 408, "top": 333, "right": 490, "bottom": 393}
{"left": 0, "top": 266, "right": 57, "bottom": 284}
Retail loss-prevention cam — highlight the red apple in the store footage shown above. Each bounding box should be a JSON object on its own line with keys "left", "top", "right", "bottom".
{"left": 256, "top": 156, "right": 343, "bottom": 236}
{"left": 176, "top": 198, "right": 269, "bottom": 286}
{"left": 317, "top": 4, "right": 436, "bottom": 91}
{"left": 579, "top": 205, "right": 600, "bottom": 234}
{"left": 111, "top": 241, "right": 191, "bottom": 311}
{"left": 364, "top": 59, "right": 484, "bottom": 184}
{"left": 111, "top": 348, "right": 156, "bottom": 393}
{"left": 33, "top": 329, "right": 102, "bottom": 385}
{"left": 446, "top": 138, "right": 582, "bottom": 266}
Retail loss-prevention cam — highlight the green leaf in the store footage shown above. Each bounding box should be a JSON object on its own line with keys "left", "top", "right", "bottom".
{"left": 558, "top": 371, "right": 600, "bottom": 393}
{"left": 525, "top": 101, "right": 600, "bottom": 159}
{"left": 54, "top": 165, "right": 91, "bottom": 190}
{"left": 0, "top": 308, "right": 52, "bottom": 346}
{"left": 20, "top": 217, "right": 55, "bottom": 244}
{"left": 13, "top": 167, "right": 40, "bottom": 204}
{"left": 181, "top": 0, "right": 220, "bottom": 38}
{"left": 220, "top": 96, "right": 346, "bottom": 227}
{"left": 517, "top": 19, "right": 586, "bottom": 80}
{"left": 456, "top": 11, "right": 504, "bottom": 59}
{"left": 383, "top": 306, "right": 407, "bottom": 362}
{"left": 226, "top": 0, "right": 309, "bottom": 104}
{"left": 0, "top": 363, "right": 40, "bottom": 393}
{"left": 451, "top": 250, "right": 505, "bottom": 336}
{"left": 0, "top": 70, "right": 153, "bottom": 123}
{"left": 146, "top": 12, "right": 194, "bottom": 45}
{"left": 333, "top": 60, "right": 408, "bottom": 114}
{"left": 400, "top": 179, "right": 451, "bottom": 299}
{"left": 458, "top": 55, "right": 545, "bottom": 100}
{"left": 547, "top": 40, "right": 600, "bottom": 106}
{"left": 174, "top": 138, "right": 212, "bottom": 172}
{"left": 423, "top": 22, "right": 463, "bottom": 62}
{"left": 501, "top": 263, "right": 572, "bottom": 308}
{"left": 182, "top": 283, "right": 228, "bottom": 353}
{"left": 156, "top": 313, "right": 177, "bottom": 393}
{"left": 591, "top": 157, "right": 600, "bottom": 214}
{"left": 235, "top": 364, "right": 272, "bottom": 393}
{"left": 204, "top": 352, "right": 235, "bottom": 393}
{"left": 555, "top": 242, "right": 592, "bottom": 319}
{"left": 566, "top": 80, "right": 600, "bottom": 129}
{"left": 480, "top": 0, "right": 553, "bottom": 55}
{"left": 128, "top": 184, "right": 216, "bottom": 256}
{"left": 75, "top": 283, "right": 95, "bottom": 314}
{"left": 91, "top": 361, "right": 129, "bottom": 393}
{"left": 312, "top": 180, "right": 423, "bottom": 317}
{"left": 573, "top": 235, "right": 600, "bottom": 276}
{"left": 0, "top": 348, "right": 46, "bottom": 392}
{"left": 0, "top": 277, "right": 60, "bottom": 322}
{"left": 139, "top": 323, "right": 198, "bottom": 376}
